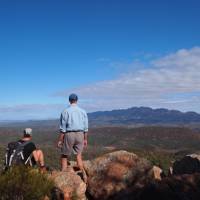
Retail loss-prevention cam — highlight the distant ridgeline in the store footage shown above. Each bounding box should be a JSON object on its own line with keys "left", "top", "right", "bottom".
{"left": 1, "top": 107, "right": 200, "bottom": 127}
{"left": 88, "top": 107, "right": 200, "bottom": 127}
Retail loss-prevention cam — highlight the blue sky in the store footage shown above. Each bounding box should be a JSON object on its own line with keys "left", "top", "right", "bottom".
{"left": 0, "top": 0, "right": 200, "bottom": 120}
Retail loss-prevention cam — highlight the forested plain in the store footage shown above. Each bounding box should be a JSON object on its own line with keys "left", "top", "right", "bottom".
{"left": 1, "top": 126, "right": 200, "bottom": 173}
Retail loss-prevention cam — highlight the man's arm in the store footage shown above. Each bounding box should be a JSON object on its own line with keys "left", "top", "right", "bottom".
{"left": 83, "top": 132, "right": 88, "bottom": 147}
{"left": 57, "top": 112, "right": 67, "bottom": 147}
{"left": 83, "top": 111, "right": 88, "bottom": 132}
{"left": 59, "top": 112, "right": 67, "bottom": 133}
{"left": 57, "top": 132, "right": 64, "bottom": 148}
{"left": 83, "top": 112, "right": 88, "bottom": 147}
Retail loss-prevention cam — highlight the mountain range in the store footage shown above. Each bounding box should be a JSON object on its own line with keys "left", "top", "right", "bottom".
{"left": 1, "top": 107, "right": 200, "bottom": 127}
{"left": 88, "top": 107, "right": 200, "bottom": 127}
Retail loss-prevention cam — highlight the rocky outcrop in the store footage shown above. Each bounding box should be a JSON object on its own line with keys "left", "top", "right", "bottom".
{"left": 118, "top": 173, "right": 200, "bottom": 200}
{"left": 84, "top": 150, "right": 154, "bottom": 199}
{"left": 47, "top": 151, "right": 200, "bottom": 200}
{"left": 172, "top": 154, "right": 200, "bottom": 175}
{"left": 49, "top": 168, "right": 86, "bottom": 200}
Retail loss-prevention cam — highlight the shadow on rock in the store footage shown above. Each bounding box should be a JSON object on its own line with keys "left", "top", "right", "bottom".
{"left": 111, "top": 173, "right": 200, "bottom": 200}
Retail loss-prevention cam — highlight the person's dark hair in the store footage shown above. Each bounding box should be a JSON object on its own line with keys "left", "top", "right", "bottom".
{"left": 69, "top": 99, "right": 77, "bottom": 104}
{"left": 23, "top": 133, "right": 31, "bottom": 138}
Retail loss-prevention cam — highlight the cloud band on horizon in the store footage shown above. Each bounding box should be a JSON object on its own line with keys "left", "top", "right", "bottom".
{"left": 1, "top": 47, "right": 200, "bottom": 120}
{"left": 54, "top": 47, "right": 200, "bottom": 112}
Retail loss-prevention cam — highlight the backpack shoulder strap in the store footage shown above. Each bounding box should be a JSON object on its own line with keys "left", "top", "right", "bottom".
{"left": 18, "top": 140, "right": 32, "bottom": 148}
{"left": 22, "top": 141, "right": 35, "bottom": 166}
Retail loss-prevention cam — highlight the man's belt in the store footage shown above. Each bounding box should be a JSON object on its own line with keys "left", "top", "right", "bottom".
{"left": 66, "top": 130, "right": 84, "bottom": 133}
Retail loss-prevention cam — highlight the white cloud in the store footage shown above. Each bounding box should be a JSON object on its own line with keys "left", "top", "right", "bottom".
{"left": 56, "top": 47, "right": 200, "bottom": 113}
{"left": 2, "top": 47, "right": 200, "bottom": 120}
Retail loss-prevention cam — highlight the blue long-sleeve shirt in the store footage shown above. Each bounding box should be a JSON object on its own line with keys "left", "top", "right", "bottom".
{"left": 60, "top": 104, "right": 88, "bottom": 133}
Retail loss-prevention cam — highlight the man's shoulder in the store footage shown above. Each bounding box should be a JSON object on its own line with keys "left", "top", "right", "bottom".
{"left": 23, "top": 141, "right": 36, "bottom": 151}
{"left": 27, "top": 141, "right": 35, "bottom": 145}
{"left": 20, "top": 140, "right": 35, "bottom": 146}
{"left": 77, "top": 106, "right": 87, "bottom": 114}
{"left": 61, "top": 107, "right": 70, "bottom": 115}
{"left": 62, "top": 105, "right": 87, "bottom": 115}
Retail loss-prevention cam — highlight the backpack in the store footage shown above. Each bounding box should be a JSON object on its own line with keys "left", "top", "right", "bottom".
{"left": 5, "top": 140, "right": 33, "bottom": 168}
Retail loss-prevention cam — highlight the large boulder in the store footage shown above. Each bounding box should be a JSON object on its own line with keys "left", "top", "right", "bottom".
{"left": 172, "top": 154, "right": 200, "bottom": 175}
{"left": 133, "top": 173, "right": 200, "bottom": 200}
{"left": 49, "top": 168, "right": 86, "bottom": 200}
{"left": 84, "top": 150, "right": 153, "bottom": 199}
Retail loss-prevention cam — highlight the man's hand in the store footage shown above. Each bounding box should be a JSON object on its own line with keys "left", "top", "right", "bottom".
{"left": 84, "top": 139, "right": 88, "bottom": 148}
{"left": 56, "top": 132, "right": 64, "bottom": 148}
{"left": 57, "top": 140, "right": 63, "bottom": 148}
{"left": 83, "top": 132, "right": 88, "bottom": 148}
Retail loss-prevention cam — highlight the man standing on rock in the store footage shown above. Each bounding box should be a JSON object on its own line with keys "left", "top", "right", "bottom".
{"left": 57, "top": 93, "right": 88, "bottom": 178}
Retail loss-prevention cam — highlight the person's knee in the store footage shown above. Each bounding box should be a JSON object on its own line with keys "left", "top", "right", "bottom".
{"left": 32, "top": 149, "right": 43, "bottom": 161}
{"left": 36, "top": 149, "right": 43, "bottom": 156}
{"left": 32, "top": 150, "right": 39, "bottom": 161}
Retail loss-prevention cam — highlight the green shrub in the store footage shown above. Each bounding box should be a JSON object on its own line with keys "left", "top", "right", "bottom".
{"left": 0, "top": 166, "right": 54, "bottom": 200}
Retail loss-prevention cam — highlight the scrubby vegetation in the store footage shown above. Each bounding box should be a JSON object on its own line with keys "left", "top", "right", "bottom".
{"left": 0, "top": 166, "right": 54, "bottom": 200}
{"left": 0, "top": 126, "right": 200, "bottom": 173}
{"left": 0, "top": 125, "right": 200, "bottom": 199}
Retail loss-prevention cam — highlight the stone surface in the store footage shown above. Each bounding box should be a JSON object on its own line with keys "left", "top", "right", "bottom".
{"left": 84, "top": 150, "right": 153, "bottom": 199}
{"left": 133, "top": 173, "right": 200, "bottom": 200}
{"left": 49, "top": 168, "right": 87, "bottom": 200}
{"left": 46, "top": 152, "right": 200, "bottom": 199}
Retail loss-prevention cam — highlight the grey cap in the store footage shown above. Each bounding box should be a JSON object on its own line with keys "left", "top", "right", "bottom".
{"left": 24, "top": 128, "right": 32, "bottom": 136}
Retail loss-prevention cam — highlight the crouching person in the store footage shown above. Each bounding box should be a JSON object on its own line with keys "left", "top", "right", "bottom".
{"left": 5, "top": 128, "right": 46, "bottom": 171}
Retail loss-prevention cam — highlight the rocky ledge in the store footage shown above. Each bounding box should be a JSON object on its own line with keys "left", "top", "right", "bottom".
{"left": 47, "top": 151, "right": 200, "bottom": 200}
